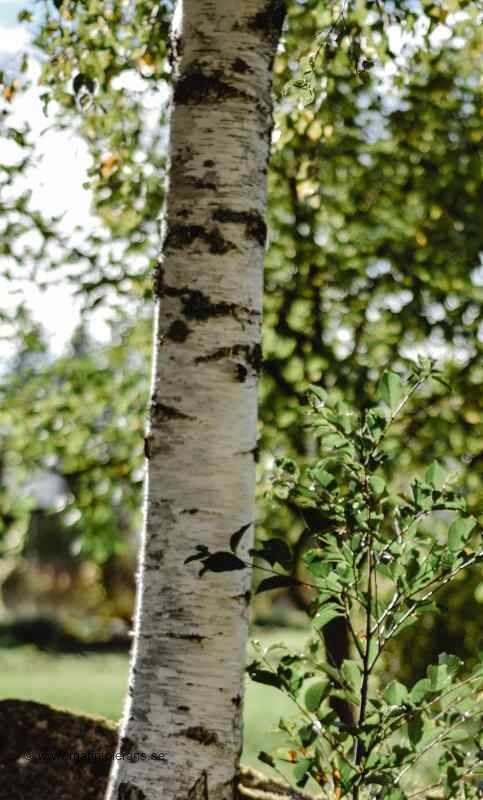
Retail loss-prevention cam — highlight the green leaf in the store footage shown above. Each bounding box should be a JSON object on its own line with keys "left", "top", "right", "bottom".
{"left": 369, "top": 475, "right": 386, "bottom": 498}
{"left": 293, "top": 758, "right": 311, "bottom": 786}
{"left": 298, "top": 722, "right": 317, "bottom": 747}
{"left": 312, "top": 603, "right": 344, "bottom": 630}
{"left": 341, "top": 659, "right": 363, "bottom": 691}
{"left": 304, "top": 679, "right": 326, "bottom": 712}
{"left": 407, "top": 713, "right": 424, "bottom": 746}
{"left": 428, "top": 663, "right": 451, "bottom": 691}
{"left": 410, "top": 678, "right": 431, "bottom": 703}
{"left": 437, "top": 653, "right": 461, "bottom": 679}
{"left": 384, "top": 680, "right": 409, "bottom": 706}
{"left": 447, "top": 516, "right": 476, "bottom": 552}
{"left": 311, "top": 467, "right": 336, "bottom": 489}
{"left": 425, "top": 461, "right": 447, "bottom": 490}
{"left": 378, "top": 371, "right": 404, "bottom": 409}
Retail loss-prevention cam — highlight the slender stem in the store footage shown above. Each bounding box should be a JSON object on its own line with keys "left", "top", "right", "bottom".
{"left": 352, "top": 529, "right": 374, "bottom": 800}
{"left": 343, "top": 596, "right": 365, "bottom": 659}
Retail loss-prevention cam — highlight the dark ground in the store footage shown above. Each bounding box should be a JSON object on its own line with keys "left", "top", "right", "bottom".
{"left": 0, "top": 699, "right": 117, "bottom": 800}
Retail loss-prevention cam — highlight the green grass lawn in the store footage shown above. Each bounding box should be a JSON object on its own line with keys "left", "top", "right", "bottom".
{"left": 0, "top": 627, "right": 309, "bottom": 769}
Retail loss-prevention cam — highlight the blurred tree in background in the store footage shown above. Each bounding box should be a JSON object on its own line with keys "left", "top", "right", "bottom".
{"left": 0, "top": 0, "right": 481, "bottom": 676}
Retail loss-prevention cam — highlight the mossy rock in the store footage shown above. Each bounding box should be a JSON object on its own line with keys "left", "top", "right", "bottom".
{"left": 0, "top": 699, "right": 117, "bottom": 800}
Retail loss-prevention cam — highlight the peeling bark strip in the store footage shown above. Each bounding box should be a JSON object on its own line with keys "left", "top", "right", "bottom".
{"left": 106, "top": 2, "right": 285, "bottom": 800}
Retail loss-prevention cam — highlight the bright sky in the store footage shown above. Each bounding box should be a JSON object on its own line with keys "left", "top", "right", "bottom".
{"left": 0, "top": 3, "right": 99, "bottom": 354}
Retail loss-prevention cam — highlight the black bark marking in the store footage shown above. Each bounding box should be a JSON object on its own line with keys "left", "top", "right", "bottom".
{"left": 194, "top": 346, "right": 230, "bottom": 363}
{"left": 174, "top": 64, "right": 251, "bottom": 106}
{"left": 150, "top": 401, "right": 193, "bottom": 421}
{"left": 175, "top": 208, "right": 190, "bottom": 219}
{"left": 148, "top": 549, "right": 164, "bottom": 564}
{"left": 192, "top": 178, "right": 217, "bottom": 191}
{"left": 179, "top": 726, "right": 219, "bottom": 746}
{"left": 235, "top": 363, "right": 248, "bottom": 382}
{"left": 181, "top": 508, "right": 199, "bottom": 514}
{"left": 181, "top": 291, "right": 236, "bottom": 321}
{"left": 203, "top": 159, "right": 215, "bottom": 168}
{"left": 232, "top": 694, "right": 242, "bottom": 707}
{"left": 194, "top": 343, "right": 262, "bottom": 374}
{"left": 167, "top": 319, "right": 191, "bottom": 343}
{"left": 153, "top": 265, "right": 260, "bottom": 323}
{"left": 119, "top": 736, "right": 136, "bottom": 756}
{"left": 213, "top": 209, "right": 267, "bottom": 247}
{"left": 166, "top": 632, "right": 205, "bottom": 642}
{"left": 177, "top": 705, "right": 190, "bottom": 712}
{"left": 164, "top": 223, "right": 235, "bottom": 255}
{"left": 232, "top": 57, "right": 251, "bottom": 73}
{"left": 231, "top": 589, "right": 252, "bottom": 605}
{"left": 144, "top": 435, "right": 152, "bottom": 459}
{"left": 118, "top": 783, "right": 147, "bottom": 800}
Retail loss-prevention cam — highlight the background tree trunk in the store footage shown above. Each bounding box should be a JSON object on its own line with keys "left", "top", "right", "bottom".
{"left": 106, "top": 2, "right": 285, "bottom": 799}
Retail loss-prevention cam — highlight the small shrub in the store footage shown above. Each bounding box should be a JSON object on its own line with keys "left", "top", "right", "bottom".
{"left": 189, "top": 360, "right": 483, "bottom": 800}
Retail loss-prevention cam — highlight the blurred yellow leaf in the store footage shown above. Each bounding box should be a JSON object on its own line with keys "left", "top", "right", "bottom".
{"left": 100, "top": 154, "right": 120, "bottom": 179}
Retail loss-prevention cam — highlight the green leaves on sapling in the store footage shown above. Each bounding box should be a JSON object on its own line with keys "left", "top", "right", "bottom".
{"left": 304, "top": 679, "right": 327, "bottom": 712}
{"left": 377, "top": 370, "right": 404, "bottom": 409}
{"left": 448, "top": 516, "right": 476, "bottom": 552}
{"left": 185, "top": 368, "right": 482, "bottom": 798}
{"left": 312, "top": 603, "right": 344, "bottom": 631}
{"left": 384, "top": 681, "right": 409, "bottom": 707}
{"left": 425, "top": 460, "right": 448, "bottom": 490}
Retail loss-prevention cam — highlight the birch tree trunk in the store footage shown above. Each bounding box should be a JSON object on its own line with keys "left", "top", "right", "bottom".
{"left": 106, "top": 2, "right": 285, "bottom": 799}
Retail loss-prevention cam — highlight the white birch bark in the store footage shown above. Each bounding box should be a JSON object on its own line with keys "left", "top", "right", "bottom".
{"left": 106, "top": 2, "right": 285, "bottom": 799}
